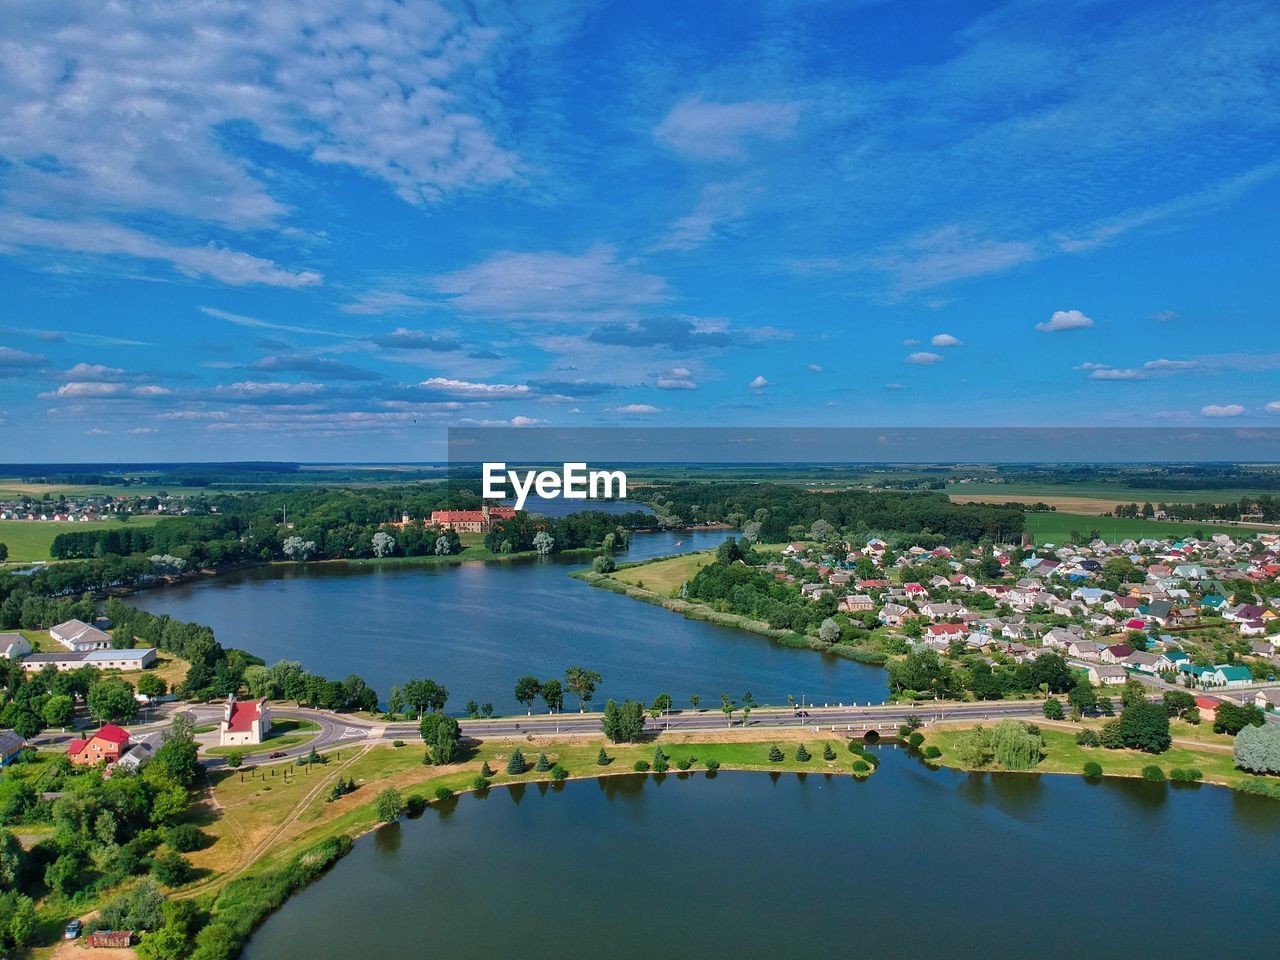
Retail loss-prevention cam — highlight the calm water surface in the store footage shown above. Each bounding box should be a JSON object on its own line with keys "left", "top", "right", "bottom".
{"left": 133, "top": 528, "right": 888, "bottom": 711}
{"left": 243, "top": 750, "right": 1280, "bottom": 960}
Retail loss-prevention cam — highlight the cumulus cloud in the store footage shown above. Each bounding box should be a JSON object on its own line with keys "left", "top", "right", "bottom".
{"left": 62, "top": 363, "right": 127, "bottom": 382}
{"left": 902, "top": 339, "right": 920, "bottom": 346}
{"left": 930, "top": 333, "right": 963, "bottom": 346}
{"left": 906, "top": 351, "right": 943, "bottom": 364}
{"left": 611, "top": 403, "right": 661, "bottom": 414}
{"left": 1201, "top": 403, "right": 1245, "bottom": 417}
{"left": 368, "top": 328, "right": 462, "bottom": 352}
{"left": 1089, "top": 368, "right": 1145, "bottom": 381}
{"left": 808, "top": 364, "right": 823, "bottom": 373}
{"left": 589, "top": 316, "right": 729, "bottom": 349}
{"left": 1266, "top": 401, "right": 1280, "bottom": 412}
{"left": 250, "top": 354, "right": 381, "bottom": 381}
{"left": 655, "top": 367, "right": 698, "bottom": 390}
{"left": 749, "top": 375, "right": 768, "bottom": 389}
{"left": 654, "top": 97, "right": 800, "bottom": 161}
{"left": 418, "top": 377, "right": 529, "bottom": 398}
{"left": 1143, "top": 358, "right": 1198, "bottom": 371}
{"left": 1036, "top": 309, "right": 1094, "bottom": 332}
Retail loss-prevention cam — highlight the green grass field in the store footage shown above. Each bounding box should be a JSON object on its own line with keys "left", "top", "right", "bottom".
{"left": 945, "top": 480, "right": 1277, "bottom": 503}
{"left": 1024, "top": 512, "right": 1269, "bottom": 545}
{"left": 0, "top": 514, "right": 171, "bottom": 563}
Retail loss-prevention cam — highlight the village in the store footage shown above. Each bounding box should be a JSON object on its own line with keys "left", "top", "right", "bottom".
{"left": 768, "top": 528, "right": 1280, "bottom": 718}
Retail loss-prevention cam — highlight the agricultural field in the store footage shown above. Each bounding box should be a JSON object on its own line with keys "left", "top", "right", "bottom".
{"left": 1023, "top": 512, "right": 1271, "bottom": 545}
{"left": 946, "top": 480, "right": 1277, "bottom": 513}
{"left": 0, "top": 513, "right": 171, "bottom": 563}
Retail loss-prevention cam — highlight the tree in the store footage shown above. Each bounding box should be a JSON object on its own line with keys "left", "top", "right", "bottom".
{"left": 689, "top": 694, "right": 701, "bottom": 709}
{"left": 151, "top": 850, "right": 193, "bottom": 887}
{"left": 88, "top": 676, "right": 137, "bottom": 723}
{"left": 1029, "top": 653, "right": 1074, "bottom": 694}
{"left": 810, "top": 519, "right": 834, "bottom": 542}
{"left": 601, "top": 699, "right": 645, "bottom": 743}
{"left": 989, "top": 719, "right": 1043, "bottom": 770}
{"left": 1042, "top": 698, "right": 1064, "bottom": 720}
{"left": 371, "top": 531, "right": 396, "bottom": 558}
{"left": 818, "top": 618, "right": 840, "bottom": 643}
{"left": 0, "top": 543, "right": 7, "bottom": 562}
{"left": 1214, "top": 702, "right": 1265, "bottom": 736}
{"left": 149, "top": 715, "right": 201, "bottom": 788}
{"left": 1234, "top": 723, "right": 1280, "bottom": 774}
{"left": 507, "top": 748, "right": 526, "bottom": 774}
{"left": 1116, "top": 700, "right": 1171, "bottom": 753}
{"left": 742, "top": 520, "right": 761, "bottom": 543}
{"left": 720, "top": 694, "right": 735, "bottom": 727}
{"left": 225, "top": 750, "right": 244, "bottom": 769}
{"left": 954, "top": 725, "right": 992, "bottom": 767}
{"left": 540, "top": 679, "right": 563, "bottom": 713}
{"left": 564, "top": 665, "right": 601, "bottom": 712}
{"left": 1067, "top": 681, "right": 1098, "bottom": 716}
{"left": 374, "top": 787, "right": 403, "bottom": 823}
{"left": 430, "top": 715, "right": 462, "bottom": 765}
{"left": 42, "top": 693, "right": 75, "bottom": 728}
{"left": 281, "top": 536, "right": 316, "bottom": 561}
{"left": 652, "top": 692, "right": 673, "bottom": 715}
{"left": 532, "top": 531, "right": 555, "bottom": 555}
{"left": 137, "top": 673, "right": 167, "bottom": 699}
{"left": 1162, "top": 689, "right": 1196, "bottom": 718}
{"left": 514, "top": 676, "right": 542, "bottom": 715}
{"left": 592, "top": 555, "right": 616, "bottom": 574}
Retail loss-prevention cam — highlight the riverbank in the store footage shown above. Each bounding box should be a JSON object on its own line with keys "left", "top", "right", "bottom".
{"left": 917, "top": 717, "right": 1280, "bottom": 797}
{"left": 574, "top": 567, "right": 889, "bottom": 667}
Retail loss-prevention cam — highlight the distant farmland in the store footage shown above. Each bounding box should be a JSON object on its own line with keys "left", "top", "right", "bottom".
{"left": 0, "top": 515, "right": 170, "bottom": 563}
{"left": 1024, "top": 512, "right": 1271, "bottom": 545}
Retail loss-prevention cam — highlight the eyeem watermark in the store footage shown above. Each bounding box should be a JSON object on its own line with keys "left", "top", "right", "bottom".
{"left": 483, "top": 462, "right": 627, "bottom": 510}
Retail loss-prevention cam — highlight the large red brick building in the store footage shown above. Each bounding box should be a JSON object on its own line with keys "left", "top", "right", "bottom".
{"left": 428, "top": 503, "right": 517, "bottom": 533}
{"left": 68, "top": 724, "right": 131, "bottom": 766}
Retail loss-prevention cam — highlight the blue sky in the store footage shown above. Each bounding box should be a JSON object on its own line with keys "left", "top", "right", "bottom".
{"left": 0, "top": 0, "right": 1278, "bottom": 460}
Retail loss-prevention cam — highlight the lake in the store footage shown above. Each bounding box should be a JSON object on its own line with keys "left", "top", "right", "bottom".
{"left": 132, "top": 527, "right": 889, "bottom": 712}
{"left": 242, "top": 750, "right": 1280, "bottom": 960}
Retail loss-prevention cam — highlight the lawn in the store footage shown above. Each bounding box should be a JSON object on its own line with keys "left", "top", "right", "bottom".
{"left": 920, "top": 720, "right": 1272, "bottom": 791}
{"left": 203, "top": 718, "right": 320, "bottom": 757}
{"left": 0, "top": 514, "right": 172, "bottom": 563}
{"left": 1023, "top": 512, "right": 1270, "bottom": 545}
{"left": 612, "top": 549, "right": 718, "bottom": 593}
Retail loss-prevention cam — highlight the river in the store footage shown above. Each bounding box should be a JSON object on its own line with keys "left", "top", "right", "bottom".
{"left": 131, "top": 527, "right": 890, "bottom": 712}
{"left": 241, "top": 749, "right": 1280, "bottom": 960}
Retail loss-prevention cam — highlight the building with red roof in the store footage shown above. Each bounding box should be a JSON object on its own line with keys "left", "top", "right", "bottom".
{"left": 219, "top": 696, "right": 272, "bottom": 747}
{"left": 68, "top": 724, "right": 131, "bottom": 766}
{"left": 428, "top": 503, "right": 517, "bottom": 533}
{"left": 1194, "top": 696, "right": 1222, "bottom": 725}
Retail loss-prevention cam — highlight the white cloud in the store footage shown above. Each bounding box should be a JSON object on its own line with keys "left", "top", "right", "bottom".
{"left": 43, "top": 381, "right": 170, "bottom": 398}
{"left": 654, "top": 97, "right": 800, "bottom": 161}
{"left": 875, "top": 225, "right": 1038, "bottom": 293}
{"left": 199, "top": 307, "right": 349, "bottom": 338}
{"left": 1143, "top": 358, "right": 1198, "bottom": 371}
{"left": 1089, "top": 368, "right": 1145, "bottom": 381}
{"left": 611, "top": 403, "right": 661, "bottom": 414}
{"left": 1265, "top": 401, "right": 1280, "bottom": 412}
{"left": 128, "top": 427, "right": 158, "bottom": 435}
{"left": 1075, "top": 362, "right": 1109, "bottom": 370}
{"left": 656, "top": 367, "right": 698, "bottom": 390}
{"left": 1036, "top": 309, "right": 1094, "bottom": 333}
{"left": 654, "top": 180, "right": 754, "bottom": 251}
{"left": 808, "top": 364, "right": 823, "bottom": 373}
{"left": 1201, "top": 404, "right": 1245, "bottom": 417}
{"left": 0, "top": 215, "right": 322, "bottom": 288}
{"left": 418, "top": 377, "right": 529, "bottom": 398}
{"left": 930, "top": 333, "right": 963, "bottom": 347}
{"left": 749, "top": 375, "right": 769, "bottom": 389}
{"left": 340, "top": 291, "right": 430, "bottom": 316}
{"left": 906, "top": 351, "right": 943, "bottom": 364}
{"left": 432, "top": 246, "right": 668, "bottom": 321}
{"left": 1151, "top": 310, "right": 1179, "bottom": 322}
{"left": 902, "top": 339, "right": 920, "bottom": 346}
{"left": 63, "top": 363, "right": 126, "bottom": 382}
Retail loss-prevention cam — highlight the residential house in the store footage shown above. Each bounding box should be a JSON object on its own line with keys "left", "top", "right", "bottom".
{"left": 0, "top": 632, "right": 31, "bottom": 660}
{"left": 1066, "top": 638, "right": 1103, "bottom": 661}
{"left": 1204, "top": 665, "right": 1254, "bottom": 689}
{"left": 50, "top": 618, "right": 112, "bottom": 652}
{"left": 1100, "top": 644, "right": 1134, "bottom": 664}
{"left": 839, "top": 595, "right": 874, "bottom": 613}
{"left": 1124, "top": 651, "right": 1163, "bottom": 674}
{"left": 1087, "top": 664, "right": 1128, "bottom": 686}
{"left": 116, "top": 741, "right": 156, "bottom": 773}
{"left": 1194, "top": 697, "right": 1223, "bottom": 724}
{"left": 219, "top": 697, "right": 272, "bottom": 746}
{"left": 1253, "top": 689, "right": 1280, "bottom": 712}
{"left": 69, "top": 724, "right": 131, "bottom": 766}
{"left": 878, "top": 603, "right": 915, "bottom": 628}
{"left": 1239, "top": 620, "right": 1267, "bottom": 638}
{"left": 0, "top": 730, "right": 26, "bottom": 766}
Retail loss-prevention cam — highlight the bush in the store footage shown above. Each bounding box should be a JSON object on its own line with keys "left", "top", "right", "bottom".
{"left": 374, "top": 787, "right": 403, "bottom": 822}
{"left": 852, "top": 760, "right": 870, "bottom": 773}
{"left": 189, "top": 835, "right": 352, "bottom": 960}
{"left": 704, "top": 758, "right": 720, "bottom": 772}
{"left": 392, "top": 740, "right": 405, "bottom": 748}
{"left": 596, "top": 747, "right": 610, "bottom": 766}
{"left": 907, "top": 732, "right": 925, "bottom": 748}
{"left": 822, "top": 743, "right": 836, "bottom": 761}
{"left": 479, "top": 760, "right": 494, "bottom": 778}
{"left": 1083, "top": 761, "right": 1103, "bottom": 778}
{"left": 225, "top": 750, "right": 244, "bottom": 769}
{"left": 1141, "top": 765, "right": 1166, "bottom": 782}
{"left": 506, "top": 749, "right": 526, "bottom": 775}
{"left": 534, "top": 752, "right": 551, "bottom": 772}
{"left": 923, "top": 745, "right": 941, "bottom": 759}
{"left": 847, "top": 740, "right": 864, "bottom": 755}
{"left": 768, "top": 744, "right": 784, "bottom": 763}
{"left": 633, "top": 760, "right": 650, "bottom": 772}
{"left": 795, "top": 744, "right": 811, "bottom": 762}
{"left": 898, "top": 724, "right": 912, "bottom": 737}
{"left": 405, "top": 796, "right": 426, "bottom": 816}
{"left": 676, "top": 757, "right": 693, "bottom": 771}
{"left": 1076, "top": 729, "right": 1100, "bottom": 747}
{"left": 433, "top": 786, "right": 454, "bottom": 802}
{"left": 1237, "top": 777, "right": 1280, "bottom": 799}
{"left": 151, "top": 850, "right": 193, "bottom": 887}
{"left": 471, "top": 775, "right": 488, "bottom": 791}
{"left": 551, "top": 765, "right": 568, "bottom": 781}
{"left": 164, "top": 823, "right": 204, "bottom": 853}
{"left": 1170, "top": 767, "right": 1203, "bottom": 783}
{"left": 860, "top": 751, "right": 880, "bottom": 767}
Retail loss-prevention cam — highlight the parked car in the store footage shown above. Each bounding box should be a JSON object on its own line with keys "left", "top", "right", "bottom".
{"left": 268, "top": 751, "right": 287, "bottom": 759}
{"left": 65, "top": 919, "right": 82, "bottom": 940}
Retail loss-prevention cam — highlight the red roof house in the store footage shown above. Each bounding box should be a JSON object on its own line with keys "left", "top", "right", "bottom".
{"left": 69, "top": 724, "right": 130, "bottom": 766}
{"left": 219, "top": 696, "right": 272, "bottom": 746}
{"left": 1194, "top": 696, "right": 1222, "bottom": 724}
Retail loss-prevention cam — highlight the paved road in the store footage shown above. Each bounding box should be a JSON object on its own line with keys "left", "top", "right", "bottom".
{"left": 30, "top": 699, "right": 1055, "bottom": 769}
